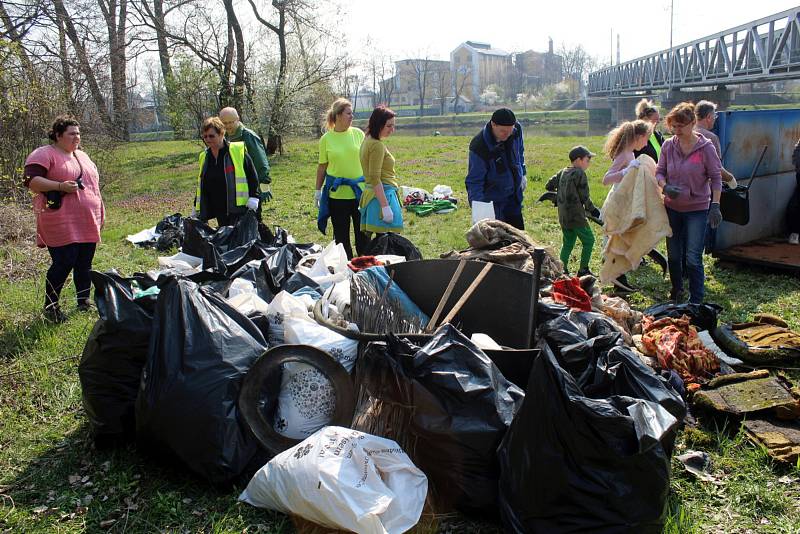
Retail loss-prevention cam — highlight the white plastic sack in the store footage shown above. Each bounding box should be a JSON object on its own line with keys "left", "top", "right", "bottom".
{"left": 297, "top": 241, "right": 350, "bottom": 290}
{"left": 158, "top": 251, "right": 203, "bottom": 269}
{"left": 432, "top": 184, "right": 453, "bottom": 197}
{"left": 273, "top": 317, "right": 359, "bottom": 439}
{"left": 239, "top": 426, "right": 428, "bottom": 534}
{"left": 284, "top": 317, "right": 358, "bottom": 372}
{"left": 228, "top": 278, "right": 255, "bottom": 298}
{"left": 226, "top": 292, "right": 269, "bottom": 316}
{"left": 265, "top": 291, "right": 313, "bottom": 346}
{"left": 125, "top": 226, "right": 158, "bottom": 244}
{"left": 471, "top": 200, "right": 495, "bottom": 224}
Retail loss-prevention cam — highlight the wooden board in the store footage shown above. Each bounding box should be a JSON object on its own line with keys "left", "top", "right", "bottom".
{"left": 713, "top": 237, "right": 800, "bottom": 272}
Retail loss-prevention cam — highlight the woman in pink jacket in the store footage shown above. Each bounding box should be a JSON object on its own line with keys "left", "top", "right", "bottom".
{"left": 24, "top": 116, "right": 105, "bottom": 322}
{"left": 655, "top": 102, "right": 722, "bottom": 304}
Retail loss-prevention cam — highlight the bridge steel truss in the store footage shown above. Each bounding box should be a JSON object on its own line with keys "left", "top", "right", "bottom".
{"left": 588, "top": 8, "right": 800, "bottom": 96}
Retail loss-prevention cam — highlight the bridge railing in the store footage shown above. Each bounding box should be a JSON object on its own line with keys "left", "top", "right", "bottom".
{"left": 588, "top": 8, "right": 800, "bottom": 96}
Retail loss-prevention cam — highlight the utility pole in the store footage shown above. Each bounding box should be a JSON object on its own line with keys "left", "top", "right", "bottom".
{"left": 617, "top": 34, "right": 620, "bottom": 66}
{"left": 669, "top": 0, "right": 674, "bottom": 89}
{"left": 610, "top": 28, "right": 614, "bottom": 65}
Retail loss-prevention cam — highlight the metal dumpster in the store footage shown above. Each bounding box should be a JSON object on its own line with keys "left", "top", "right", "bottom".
{"left": 711, "top": 108, "right": 800, "bottom": 272}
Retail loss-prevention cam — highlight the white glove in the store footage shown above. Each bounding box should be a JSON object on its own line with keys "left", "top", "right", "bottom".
{"left": 191, "top": 208, "right": 197, "bottom": 218}
{"left": 381, "top": 205, "right": 394, "bottom": 224}
{"left": 622, "top": 159, "right": 641, "bottom": 176}
{"left": 246, "top": 197, "right": 259, "bottom": 211}
{"left": 520, "top": 177, "right": 527, "bottom": 192}
{"left": 314, "top": 189, "right": 321, "bottom": 209}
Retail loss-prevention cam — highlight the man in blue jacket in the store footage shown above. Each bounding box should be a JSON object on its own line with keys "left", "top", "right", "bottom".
{"left": 465, "top": 108, "right": 527, "bottom": 229}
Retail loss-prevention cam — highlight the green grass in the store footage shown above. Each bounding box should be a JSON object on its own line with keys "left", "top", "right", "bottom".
{"left": 1, "top": 134, "right": 799, "bottom": 532}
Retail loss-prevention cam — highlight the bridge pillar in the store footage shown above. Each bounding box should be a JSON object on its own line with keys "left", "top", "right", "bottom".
{"left": 662, "top": 86, "right": 735, "bottom": 111}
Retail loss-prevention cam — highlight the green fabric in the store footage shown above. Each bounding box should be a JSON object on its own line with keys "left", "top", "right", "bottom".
{"left": 405, "top": 199, "right": 457, "bottom": 216}
{"left": 319, "top": 128, "right": 365, "bottom": 200}
{"left": 545, "top": 166, "right": 597, "bottom": 230}
{"left": 227, "top": 124, "right": 270, "bottom": 183}
{"left": 560, "top": 225, "right": 595, "bottom": 271}
{"left": 649, "top": 132, "right": 662, "bottom": 160}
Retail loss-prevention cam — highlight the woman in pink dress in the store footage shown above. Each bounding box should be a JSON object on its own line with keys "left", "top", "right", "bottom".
{"left": 24, "top": 116, "right": 105, "bottom": 322}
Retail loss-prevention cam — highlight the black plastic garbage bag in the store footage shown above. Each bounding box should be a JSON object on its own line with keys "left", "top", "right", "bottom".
{"left": 182, "top": 210, "right": 260, "bottom": 259}
{"left": 363, "top": 233, "right": 423, "bottom": 260}
{"left": 356, "top": 324, "right": 524, "bottom": 515}
{"left": 497, "top": 338, "right": 686, "bottom": 533}
{"left": 643, "top": 302, "right": 722, "bottom": 331}
{"left": 79, "top": 271, "right": 158, "bottom": 446}
{"left": 135, "top": 277, "right": 268, "bottom": 485}
{"left": 154, "top": 213, "right": 185, "bottom": 251}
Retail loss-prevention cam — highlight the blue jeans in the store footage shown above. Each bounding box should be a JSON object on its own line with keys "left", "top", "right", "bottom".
{"left": 666, "top": 208, "right": 708, "bottom": 304}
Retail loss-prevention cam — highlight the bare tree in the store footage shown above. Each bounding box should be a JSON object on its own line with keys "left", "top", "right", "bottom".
{"left": 410, "top": 56, "right": 431, "bottom": 117}
{"left": 451, "top": 63, "right": 471, "bottom": 114}
{"left": 97, "top": 0, "right": 131, "bottom": 139}
{"left": 52, "top": 0, "right": 115, "bottom": 133}
{"left": 558, "top": 43, "right": 598, "bottom": 96}
{"left": 430, "top": 62, "right": 451, "bottom": 115}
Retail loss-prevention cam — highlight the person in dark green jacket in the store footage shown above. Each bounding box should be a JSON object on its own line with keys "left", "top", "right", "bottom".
{"left": 545, "top": 146, "right": 600, "bottom": 276}
{"left": 220, "top": 107, "right": 272, "bottom": 202}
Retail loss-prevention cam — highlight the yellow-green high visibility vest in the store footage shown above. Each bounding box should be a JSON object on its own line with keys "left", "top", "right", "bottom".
{"left": 195, "top": 141, "right": 249, "bottom": 213}
{"left": 649, "top": 133, "right": 662, "bottom": 161}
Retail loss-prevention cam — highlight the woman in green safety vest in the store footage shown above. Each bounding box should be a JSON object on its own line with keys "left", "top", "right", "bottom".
{"left": 194, "top": 116, "right": 261, "bottom": 226}
{"left": 633, "top": 98, "right": 664, "bottom": 162}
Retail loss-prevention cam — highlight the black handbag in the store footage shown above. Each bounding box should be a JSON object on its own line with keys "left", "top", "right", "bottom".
{"left": 45, "top": 153, "right": 84, "bottom": 210}
{"left": 720, "top": 145, "right": 767, "bottom": 226}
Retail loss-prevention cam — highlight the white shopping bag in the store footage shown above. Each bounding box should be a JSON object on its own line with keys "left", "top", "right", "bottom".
{"left": 239, "top": 426, "right": 428, "bottom": 534}
{"left": 272, "top": 317, "right": 360, "bottom": 439}
{"left": 264, "top": 291, "right": 313, "bottom": 346}
{"left": 471, "top": 200, "right": 495, "bottom": 224}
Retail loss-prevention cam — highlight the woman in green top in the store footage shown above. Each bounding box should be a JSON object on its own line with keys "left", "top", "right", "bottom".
{"left": 315, "top": 98, "right": 367, "bottom": 259}
{"left": 359, "top": 105, "right": 403, "bottom": 235}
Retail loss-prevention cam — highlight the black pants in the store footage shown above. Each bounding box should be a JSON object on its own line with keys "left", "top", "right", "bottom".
{"left": 329, "top": 198, "right": 368, "bottom": 259}
{"left": 45, "top": 242, "right": 97, "bottom": 309}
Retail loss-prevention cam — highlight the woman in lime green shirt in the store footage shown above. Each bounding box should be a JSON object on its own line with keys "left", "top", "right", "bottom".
{"left": 359, "top": 105, "right": 403, "bottom": 235}
{"left": 315, "top": 98, "right": 367, "bottom": 259}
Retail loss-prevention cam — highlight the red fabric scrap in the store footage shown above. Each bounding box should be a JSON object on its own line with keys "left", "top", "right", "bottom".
{"left": 348, "top": 255, "right": 384, "bottom": 273}
{"left": 552, "top": 277, "right": 593, "bottom": 312}
{"left": 641, "top": 315, "right": 720, "bottom": 383}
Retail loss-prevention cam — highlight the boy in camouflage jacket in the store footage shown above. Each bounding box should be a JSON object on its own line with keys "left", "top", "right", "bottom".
{"left": 545, "top": 146, "right": 601, "bottom": 276}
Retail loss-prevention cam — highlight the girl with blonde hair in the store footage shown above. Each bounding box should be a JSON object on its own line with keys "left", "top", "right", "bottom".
{"left": 601, "top": 119, "right": 653, "bottom": 291}
{"left": 315, "top": 97, "right": 367, "bottom": 259}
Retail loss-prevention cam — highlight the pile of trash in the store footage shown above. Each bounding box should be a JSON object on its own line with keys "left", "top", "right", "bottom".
{"left": 77, "top": 213, "right": 800, "bottom": 533}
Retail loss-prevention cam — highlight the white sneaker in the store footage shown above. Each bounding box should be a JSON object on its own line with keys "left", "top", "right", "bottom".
{"left": 790, "top": 233, "right": 799, "bottom": 245}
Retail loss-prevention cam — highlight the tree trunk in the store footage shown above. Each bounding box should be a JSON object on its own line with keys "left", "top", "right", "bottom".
{"left": 150, "top": 0, "right": 179, "bottom": 133}
{"left": 222, "top": 0, "right": 245, "bottom": 110}
{"left": 52, "top": 0, "right": 114, "bottom": 133}
{"left": 98, "top": 0, "right": 130, "bottom": 140}
{"left": 54, "top": 5, "right": 75, "bottom": 107}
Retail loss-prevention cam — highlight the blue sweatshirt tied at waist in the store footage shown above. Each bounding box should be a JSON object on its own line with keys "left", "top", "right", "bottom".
{"left": 317, "top": 174, "right": 365, "bottom": 234}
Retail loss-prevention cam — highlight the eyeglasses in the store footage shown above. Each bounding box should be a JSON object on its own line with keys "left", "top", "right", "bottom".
{"left": 202, "top": 133, "right": 218, "bottom": 139}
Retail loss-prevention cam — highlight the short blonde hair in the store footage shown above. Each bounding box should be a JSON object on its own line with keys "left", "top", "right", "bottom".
{"left": 635, "top": 98, "right": 659, "bottom": 120}
{"left": 201, "top": 116, "right": 225, "bottom": 135}
{"left": 323, "top": 98, "right": 352, "bottom": 130}
{"left": 603, "top": 119, "right": 652, "bottom": 159}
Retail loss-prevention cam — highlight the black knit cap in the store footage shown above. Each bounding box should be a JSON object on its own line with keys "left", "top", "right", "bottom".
{"left": 490, "top": 108, "right": 516, "bottom": 126}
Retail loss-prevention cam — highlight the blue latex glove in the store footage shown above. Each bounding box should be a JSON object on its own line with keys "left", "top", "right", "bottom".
{"left": 708, "top": 202, "right": 723, "bottom": 228}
